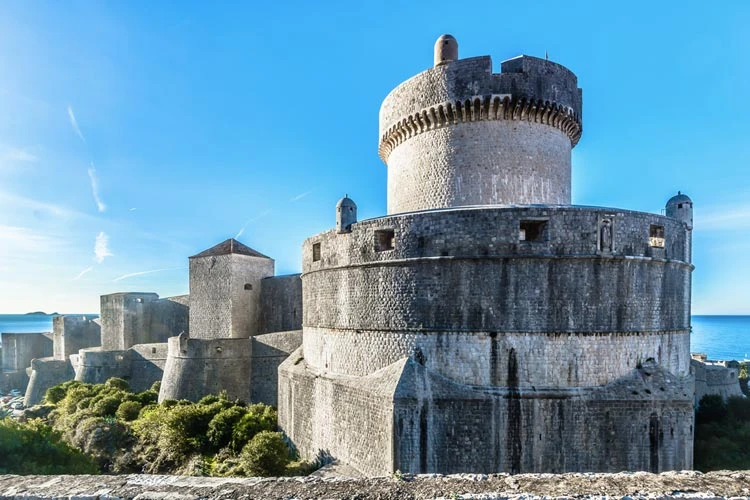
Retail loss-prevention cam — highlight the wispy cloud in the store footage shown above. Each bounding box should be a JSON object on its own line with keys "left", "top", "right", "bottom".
{"left": 67, "top": 105, "right": 86, "bottom": 143}
{"left": 2, "top": 147, "right": 37, "bottom": 163}
{"left": 87, "top": 163, "right": 106, "bottom": 212}
{"left": 129, "top": 207, "right": 137, "bottom": 211}
{"left": 113, "top": 267, "right": 184, "bottom": 282}
{"left": 73, "top": 267, "right": 93, "bottom": 281}
{"left": 696, "top": 203, "right": 750, "bottom": 231}
{"left": 236, "top": 209, "right": 272, "bottom": 238}
{"left": 94, "top": 231, "right": 113, "bottom": 263}
{"left": 290, "top": 190, "right": 313, "bottom": 202}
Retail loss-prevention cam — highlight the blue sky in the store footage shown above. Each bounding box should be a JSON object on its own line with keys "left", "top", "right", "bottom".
{"left": 0, "top": 1, "right": 748, "bottom": 314}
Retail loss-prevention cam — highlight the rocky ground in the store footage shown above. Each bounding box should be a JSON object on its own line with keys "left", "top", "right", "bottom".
{"left": 2, "top": 471, "right": 750, "bottom": 499}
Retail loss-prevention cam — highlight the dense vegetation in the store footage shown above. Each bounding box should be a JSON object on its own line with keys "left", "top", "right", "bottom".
{"left": 1, "top": 378, "right": 312, "bottom": 476}
{"left": 694, "top": 393, "right": 750, "bottom": 471}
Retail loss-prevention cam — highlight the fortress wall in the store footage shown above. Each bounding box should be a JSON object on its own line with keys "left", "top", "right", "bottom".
{"left": 250, "top": 330, "right": 302, "bottom": 406}
{"left": 143, "top": 296, "right": 189, "bottom": 343}
{"left": 75, "top": 348, "right": 131, "bottom": 385}
{"left": 100, "top": 293, "right": 159, "bottom": 350}
{"left": 387, "top": 118, "right": 571, "bottom": 212}
{"left": 0, "top": 332, "right": 53, "bottom": 374}
{"left": 303, "top": 207, "right": 689, "bottom": 273}
{"left": 259, "top": 274, "right": 302, "bottom": 334}
{"left": 278, "top": 349, "right": 396, "bottom": 476}
{"left": 24, "top": 357, "right": 74, "bottom": 406}
{"left": 189, "top": 255, "right": 274, "bottom": 339}
{"left": 303, "top": 257, "right": 690, "bottom": 334}
{"left": 280, "top": 355, "right": 693, "bottom": 475}
{"left": 303, "top": 328, "right": 690, "bottom": 387}
{"left": 128, "top": 343, "right": 169, "bottom": 393}
{"left": 159, "top": 336, "right": 252, "bottom": 402}
{"left": 691, "top": 359, "right": 744, "bottom": 404}
{"left": 52, "top": 315, "right": 101, "bottom": 360}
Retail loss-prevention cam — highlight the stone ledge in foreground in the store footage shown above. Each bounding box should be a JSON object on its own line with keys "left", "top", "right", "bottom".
{"left": 1, "top": 471, "right": 750, "bottom": 499}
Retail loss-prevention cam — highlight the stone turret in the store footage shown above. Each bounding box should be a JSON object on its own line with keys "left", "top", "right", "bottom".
{"left": 379, "top": 34, "right": 583, "bottom": 214}
{"left": 666, "top": 191, "right": 693, "bottom": 230}
{"left": 336, "top": 195, "right": 357, "bottom": 234}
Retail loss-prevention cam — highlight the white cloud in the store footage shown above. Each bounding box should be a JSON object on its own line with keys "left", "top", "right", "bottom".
{"left": 2, "top": 147, "right": 37, "bottom": 162}
{"left": 94, "top": 231, "right": 113, "bottom": 263}
{"left": 695, "top": 203, "right": 750, "bottom": 231}
{"left": 73, "top": 267, "right": 93, "bottom": 280}
{"left": 67, "top": 105, "right": 86, "bottom": 143}
{"left": 87, "top": 164, "right": 106, "bottom": 212}
{"left": 113, "top": 267, "right": 184, "bottom": 282}
{"left": 236, "top": 209, "right": 272, "bottom": 238}
{"left": 129, "top": 207, "right": 137, "bottom": 211}
{"left": 290, "top": 190, "right": 313, "bottom": 202}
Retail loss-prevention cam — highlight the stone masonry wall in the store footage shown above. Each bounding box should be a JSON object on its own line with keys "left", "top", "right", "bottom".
{"left": 189, "top": 255, "right": 274, "bottom": 339}
{"left": 259, "top": 274, "right": 302, "bottom": 334}
{"left": 250, "top": 330, "right": 302, "bottom": 406}
{"left": 52, "top": 315, "right": 100, "bottom": 360}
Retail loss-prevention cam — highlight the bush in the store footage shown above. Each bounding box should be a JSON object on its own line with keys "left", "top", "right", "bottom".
{"left": 151, "top": 380, "right": 162, "bottom": 393}
{"left": 93, "top": 396, "right": 123, "bottom": 417}
{"left": 116, "top": 401, "right": 143, "bottom": 422}
{"left": 0, "top": 418, "right": 97, "bottom": 474}
{"left": 105, "top": 377, "right": 131, "bottom": 392}
{"left": 231, "top": 404, "right": 277, "bottom": 452}
{"left": 44, "top": 385, "right": 66, "bottom": 404}
{"left": 207, "top": 406, "right": 248, "bottom": 451}
{"left": 238, "top": 431, "right": 290, "bottom": 476}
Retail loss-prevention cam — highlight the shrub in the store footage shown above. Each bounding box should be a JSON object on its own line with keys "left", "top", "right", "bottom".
{"left": 93, "top": 396, "right": 122, "bottom": 417}
{"left": 230, "top": 405, "right": 277, "bottom": 452}
{"left": 0, "top": 418, "right": 97, "bottom": 474}
{"left": 151, "top": 380, "right": 162, "bottom": 393}
{"left": 105, "top": 377, "right": 131, "bottom": 392}
{"left": 44, "top": 385, "right": 66, "bottom": 404}
{"left": 116, "top": 401, "right": 143, "bottom": 422}
{"left": 207, "top": 406, "right": 248, "bottom": 451}
{"left": 238, "top": 431, "right": 290, "bottom": 477}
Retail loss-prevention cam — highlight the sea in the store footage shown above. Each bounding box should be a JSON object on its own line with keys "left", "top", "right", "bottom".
{"left": 0, "top": 314, "right": 749, "bottom": 361}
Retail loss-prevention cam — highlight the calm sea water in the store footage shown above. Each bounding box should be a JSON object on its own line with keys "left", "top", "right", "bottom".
{"left": 0, "top": 314, "right": 748, "bottom": 360}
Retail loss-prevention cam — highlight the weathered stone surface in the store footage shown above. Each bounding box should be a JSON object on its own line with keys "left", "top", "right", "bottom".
{"left": 2, "top": 471, "right": 750, "bottom": 499}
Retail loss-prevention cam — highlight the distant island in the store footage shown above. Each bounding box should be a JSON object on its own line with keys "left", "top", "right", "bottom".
{"left": 25, "top": 311, "right": 58, "bottom": 316}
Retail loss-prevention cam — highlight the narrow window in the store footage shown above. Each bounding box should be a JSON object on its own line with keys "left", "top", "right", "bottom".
{"left": 649, "top": 225, "right": 665, "bottom": 248}
{"left": 519, "top": 220, "right": 547, "bottom": 242}
{"left": 375, "top": 229, "right": 395, "bottom": 252}
{"left": 312, "top": 242, "right": 321, "bottom": 262}
{"left": 244, "top": 283, "right": 253, "bottom": 290}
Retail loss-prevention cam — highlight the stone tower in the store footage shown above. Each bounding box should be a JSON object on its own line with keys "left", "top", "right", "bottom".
{"left": 379, "top": 40, "right": 581, "bottom": 214}
{"left": 279, "top": 35, "right": 694, "bottom": 476}
{"left": 188, "top": 238, "right": 274, "bottom": 339}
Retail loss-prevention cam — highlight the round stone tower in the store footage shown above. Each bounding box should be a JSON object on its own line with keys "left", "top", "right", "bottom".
{"left": 336, "top": 195, "right": 357, "bottom": 234}
{"left": 379, "top": 34, "right": 582, "bottom": 214}
{"left": 280, "top": 35, "right": 694, "bottom": 477}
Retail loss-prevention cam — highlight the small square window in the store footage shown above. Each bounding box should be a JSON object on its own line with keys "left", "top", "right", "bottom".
{"left": 519, "top": 220, "right": 547, "bottom": 242}
{"left": 649, "top": 225, "right": 665, "bottom": 248}
{"left": 244, "top": 283, "right": 253, "bottom": 290}
{"left": 312, "top": 242, "right": 321, "bottom": 262}
{"left": 375, "top": 229, "right": 395, "bottom": 252}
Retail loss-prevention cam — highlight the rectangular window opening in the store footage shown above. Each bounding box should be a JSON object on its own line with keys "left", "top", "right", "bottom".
{"left": 649, "top": 225, "right": 665, "bottom": 248}
{"left": 519, "top": 220, "right": 547, "bottom": 242}
{"left": 312, "top": 242, "right": 321, "bottom": 262}
{"left": 375, "top": 229, "right": 395, "bottom": 252}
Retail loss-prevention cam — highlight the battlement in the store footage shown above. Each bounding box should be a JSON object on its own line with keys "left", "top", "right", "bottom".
{"left": 379, "top": 54, "right": 582, "bottom": 157}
